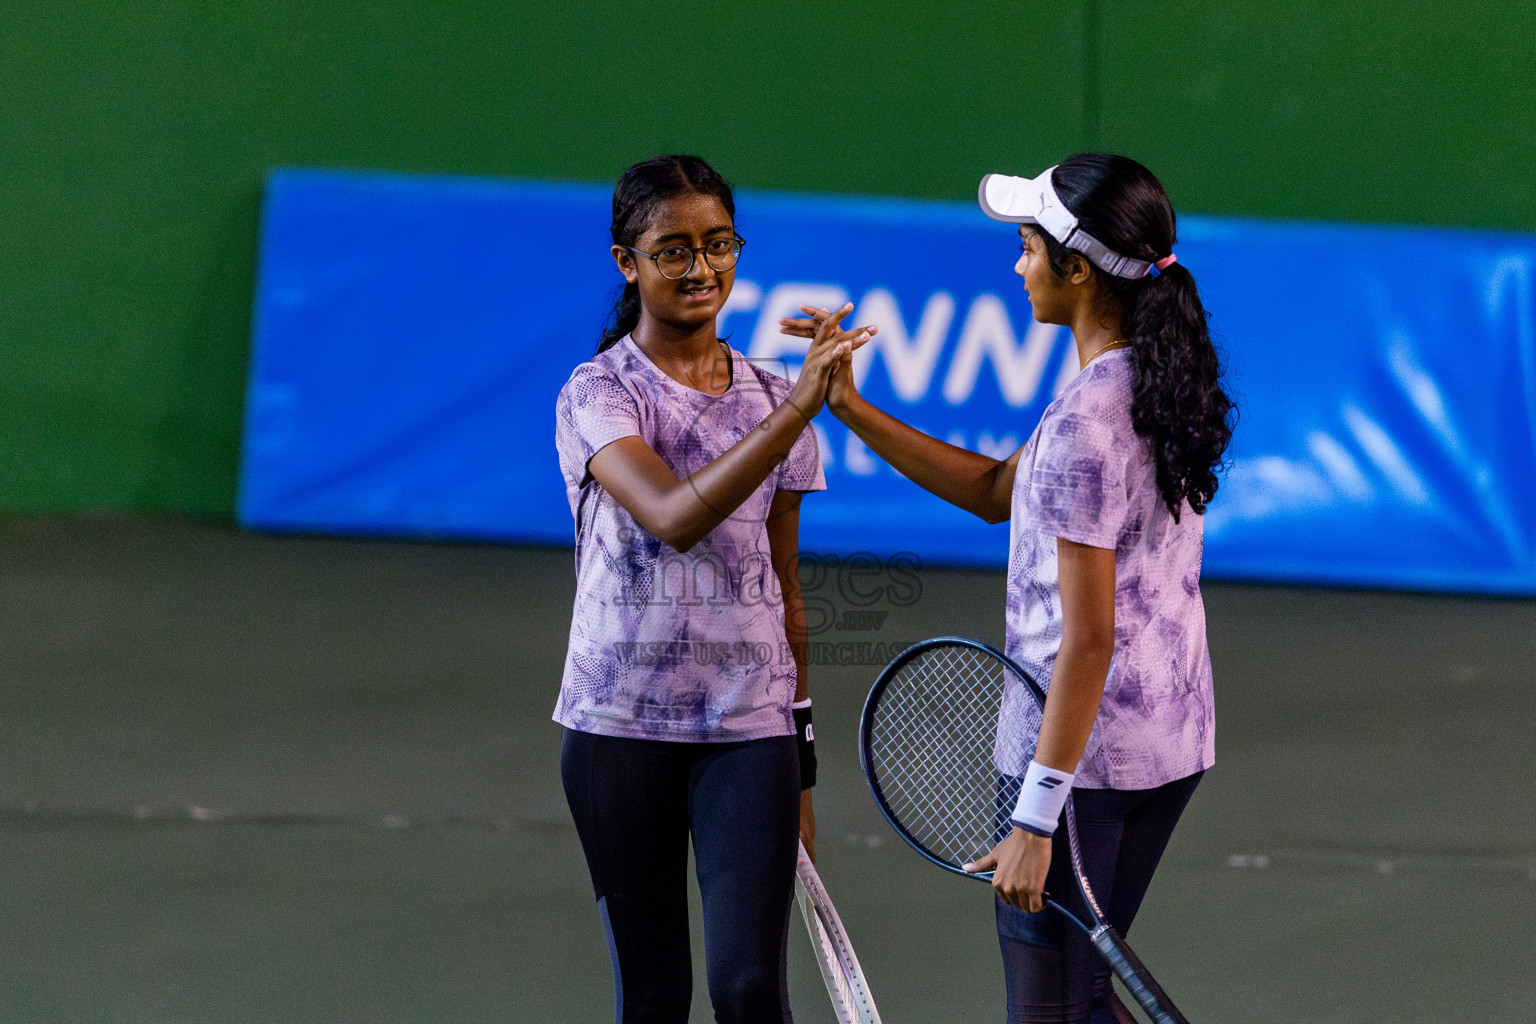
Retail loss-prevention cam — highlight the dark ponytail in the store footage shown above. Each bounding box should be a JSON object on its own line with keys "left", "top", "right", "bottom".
{"left": 1036, "top": 153, "right": 1235, "bottom": 520}
{"left": 600, "top": 286, "right": 642, "bottom": 355}
{"left": 597, "top": 154, "right": 736, "bottom": 354}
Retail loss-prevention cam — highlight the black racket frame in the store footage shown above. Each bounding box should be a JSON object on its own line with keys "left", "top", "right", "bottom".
{"left": 859, "top": 636, "right": 1191, "bottom": 1024}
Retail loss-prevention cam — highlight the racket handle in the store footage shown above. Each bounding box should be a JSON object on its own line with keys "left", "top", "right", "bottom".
{"left": 1088, "top": 923, "right": 1191, "bottom": 1024}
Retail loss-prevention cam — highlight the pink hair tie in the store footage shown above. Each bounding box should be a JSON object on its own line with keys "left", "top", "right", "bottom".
{"left": 1147, "top": 252, "right": 1178, "bottom": 278}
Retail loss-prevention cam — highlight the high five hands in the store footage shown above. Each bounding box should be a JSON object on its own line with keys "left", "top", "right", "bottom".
{"left": 781, "top": 303, "right": 876, "bottom": 419}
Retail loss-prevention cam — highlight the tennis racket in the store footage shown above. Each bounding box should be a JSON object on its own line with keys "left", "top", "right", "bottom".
{"left": 859, "top": 637, "right": 1190, "bottom": 1024}
{"left": 794, "top": 840, "right": 883, "bottom": 1024}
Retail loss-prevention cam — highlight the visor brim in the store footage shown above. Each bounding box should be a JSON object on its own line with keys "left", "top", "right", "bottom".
{"left": 978, "top": 169, "right": 1080, "bottom": 242}
{"left": 977, "top": 173, "right": 1041, "bottom": 225}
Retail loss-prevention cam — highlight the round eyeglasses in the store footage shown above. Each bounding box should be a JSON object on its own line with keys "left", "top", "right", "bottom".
{"left": 626, "top": 236, "right": 745, "bottom": 279}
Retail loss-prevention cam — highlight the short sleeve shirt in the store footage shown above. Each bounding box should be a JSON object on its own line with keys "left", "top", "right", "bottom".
{"left": 553, "top": 335, "right": 825, "bottom": 741}
{"left": 994, "top": 350, "right": 1215, "bottom": 789}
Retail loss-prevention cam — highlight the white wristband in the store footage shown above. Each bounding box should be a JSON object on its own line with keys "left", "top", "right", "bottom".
{"left": 1010, "top": 761, "right": 1075, "bottom": 836}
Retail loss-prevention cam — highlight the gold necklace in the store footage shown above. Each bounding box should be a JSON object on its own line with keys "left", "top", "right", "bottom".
{"left": 1083, "top": 339, "right": 1131, "bottom": 366}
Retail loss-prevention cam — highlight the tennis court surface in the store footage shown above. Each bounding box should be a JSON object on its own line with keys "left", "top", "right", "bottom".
{"left": 2, "top": 514, "right": 1531, "bottom": 1022}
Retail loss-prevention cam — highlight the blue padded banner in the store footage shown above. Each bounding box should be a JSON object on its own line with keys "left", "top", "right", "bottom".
{"left": 241, "top": 169, "right": 1536, "bottom": 594}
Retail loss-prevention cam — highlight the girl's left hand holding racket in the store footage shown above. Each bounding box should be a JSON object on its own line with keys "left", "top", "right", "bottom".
{"left": 965, "top": 826, "right": 1051, "bottom": 913}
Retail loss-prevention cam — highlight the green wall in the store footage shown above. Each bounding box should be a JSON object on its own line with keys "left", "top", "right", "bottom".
{"left": 3, "top": 2, "right": 1531, "bottom": 516}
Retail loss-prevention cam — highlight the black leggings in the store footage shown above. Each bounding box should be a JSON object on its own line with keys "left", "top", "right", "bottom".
{"left": 994, "top": 772, "right": 1203, "bottom": 1024}
{"left": 561, "top": 728, "right": 801, "bottom": 1024}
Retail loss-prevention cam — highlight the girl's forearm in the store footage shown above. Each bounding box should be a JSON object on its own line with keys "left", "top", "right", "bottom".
{"left": 1032, "top": 637, "right": 1114, "bottom": 772}
{"left": 834, "top": 392, "right": 1015, "bottom": 523}
{"left": 596, "top": 324, "right": 865, "bottom": 553}
{"left": 1035, "top": 537, "right": 1118, "bottom": 772}
{"left": 592, "top": 401, "right": 810, "bottom": 553}
{"left": 766, "top": 492, "right": 810, "bottom": 701}
{"left": 778, "top": 552, "right": 810, "bottom": 702}
{"left": 677, "top": 401, "right": 812, "bottom": 543}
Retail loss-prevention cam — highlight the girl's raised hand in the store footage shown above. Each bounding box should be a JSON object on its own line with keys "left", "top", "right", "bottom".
{"left": 778, "top": 303, "right": 881, "bottom": 342}
{"left": 824, "top": 331, "right": 860, "bottom": 416}
{"left": 786, "top": 302, "right": 875, "bottom": 420}
{"left": 784, "top": 304, "right": 876, "bottom": 417}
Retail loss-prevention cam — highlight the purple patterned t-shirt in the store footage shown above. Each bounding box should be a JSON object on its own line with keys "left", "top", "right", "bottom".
{"left": 553, "top": 335, "right": 825, "bottom": 742}
{"left": 995, "top": 349, "right": 1215, "bottom": 789}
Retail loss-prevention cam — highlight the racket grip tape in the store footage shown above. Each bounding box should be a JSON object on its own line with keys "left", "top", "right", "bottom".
{"left": 1088, "top": 924, "right": 1191, "bottom": 1024}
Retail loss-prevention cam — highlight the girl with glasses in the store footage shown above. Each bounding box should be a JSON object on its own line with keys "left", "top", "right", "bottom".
{"left": 554, "top": 154, "right": 875, "bottom": 1024}
{"left": 783, "top": 153, "right": 1234, "bottom": 1023}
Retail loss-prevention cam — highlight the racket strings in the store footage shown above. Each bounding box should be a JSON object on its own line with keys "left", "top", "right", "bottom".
{"left": 866, "top": 646, "right": 1016, "bottom": 868}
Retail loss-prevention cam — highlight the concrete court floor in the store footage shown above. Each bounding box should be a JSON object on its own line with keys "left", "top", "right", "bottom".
{"left": 0, "top": 514, "right": 1532, "bottom": 1023}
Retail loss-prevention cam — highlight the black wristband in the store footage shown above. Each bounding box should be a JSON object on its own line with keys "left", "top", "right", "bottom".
{"left": 792, "top": 703, "right": 817, "bottom": 790}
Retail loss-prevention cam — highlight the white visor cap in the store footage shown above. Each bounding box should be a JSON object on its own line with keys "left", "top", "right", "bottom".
{"left": 978, "top": 166, "right": 1155, "bottom": 280}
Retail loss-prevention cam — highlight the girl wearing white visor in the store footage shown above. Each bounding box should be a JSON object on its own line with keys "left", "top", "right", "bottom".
{"left": 781, "top": 153, "right": 1234, "bottom": 1023}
